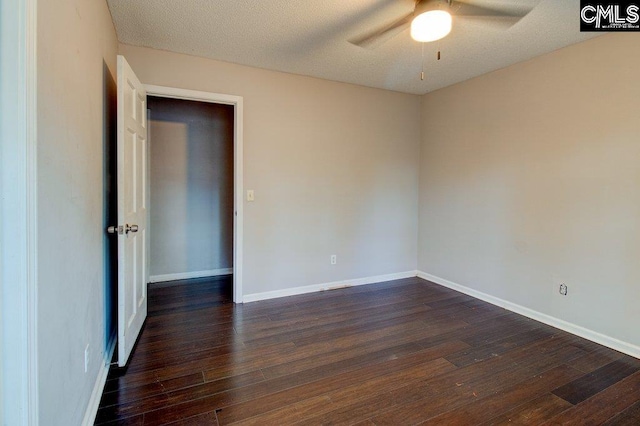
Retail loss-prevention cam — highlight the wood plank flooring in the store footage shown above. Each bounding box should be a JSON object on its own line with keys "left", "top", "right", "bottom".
{"left": 95, "top": 276, "right": 640, "bottom": 425}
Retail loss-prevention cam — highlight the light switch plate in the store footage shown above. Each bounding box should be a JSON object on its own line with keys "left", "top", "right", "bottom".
{"left": 247, "top": 190, "right": 254, "bottom": 202}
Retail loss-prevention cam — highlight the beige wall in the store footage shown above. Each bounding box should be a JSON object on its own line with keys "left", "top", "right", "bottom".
{"left": 148, "top": 97, "right": 234, "bottom": 278}
{"left": 37, "top": 0, "right": 118, "bottom": 423}
{"left": 419, "top": 33, "right": 640, "bottom": 349}
{"left": 120, "top": 44, "right": 421, "bottom": 297}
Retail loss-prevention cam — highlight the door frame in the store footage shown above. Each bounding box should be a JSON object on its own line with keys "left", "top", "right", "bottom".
{"left": 0, "top": 0, "right": 39, "bottom": 423}
{"left": 144, "top": 85, "right": 244, "bottom": 303}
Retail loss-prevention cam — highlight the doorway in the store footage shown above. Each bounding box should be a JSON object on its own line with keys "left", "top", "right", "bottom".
{"left": 145, "top": 85, "right": 244, "bottom": 303}
{"left": 148, "top": 96, "right": 234, "bottom": 290}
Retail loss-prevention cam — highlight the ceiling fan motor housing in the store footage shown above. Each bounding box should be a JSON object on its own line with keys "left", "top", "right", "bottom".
{"left": 415, "top": 0, "right": 453, "bottom": 15}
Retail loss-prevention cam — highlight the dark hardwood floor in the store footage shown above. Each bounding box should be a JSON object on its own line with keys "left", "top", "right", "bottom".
{"left": 95, "top": 276, "right": 640, "bottom": 425}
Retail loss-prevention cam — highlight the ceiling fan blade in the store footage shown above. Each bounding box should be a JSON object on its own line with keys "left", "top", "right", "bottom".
{"left": 456, "top": 14, "right": 522, "bottom": 30}
{"left": 349, "top": 12, "right": 415, "bottom": 48}
{"left": 453, "top": 1, "right": 534, "bottom": 18}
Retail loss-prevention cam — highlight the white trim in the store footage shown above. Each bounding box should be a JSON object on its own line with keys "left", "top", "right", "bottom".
{"left": 0, "top": 0, "right": 39, "bottom": 423}
{"left": 143, "top": 84, "right": 244, "bottom": 303}
{"left": 244, "top": 271, "right": 418, "bottom": 303}
{"left": 144, "top": 85, "right": 242, "bottom": 106}
{"left": 81, "top": 335, "right": 116, "bottom": 426}
{"left": 417, "top": 271, "right": 640, "bottom": 359}
{"left": 233, "top": 97, "right": 244, "bottom": 303}
{"left": 149, "top": 268, "right": 233, "bottom": 283}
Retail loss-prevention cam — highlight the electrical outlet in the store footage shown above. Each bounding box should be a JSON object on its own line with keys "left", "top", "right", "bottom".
{"left": 559, "top": 283, "right": 568, "bottom": 296}
{"left": 84, "top": 344, "right": 90, "bottom": 373}
{"left": 330, "top": 255, "right": 337, "bottom": 265}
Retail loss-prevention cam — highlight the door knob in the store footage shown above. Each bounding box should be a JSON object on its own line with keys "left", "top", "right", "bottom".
{"left": 107, "top": 225, "right": 123, "bottom": 235}
{"left": 107, "top": 224, "right": 138, "bottom": 235}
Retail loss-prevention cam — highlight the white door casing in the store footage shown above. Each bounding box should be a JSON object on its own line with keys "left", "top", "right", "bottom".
{"left": 116, "top": 55, "right": 148, "bottom": 367}
{"left": 0, "top": 0, "right": 39, "bottom": 422}
{"left": 144, "top": 84, "right": 244, "bottom": 303}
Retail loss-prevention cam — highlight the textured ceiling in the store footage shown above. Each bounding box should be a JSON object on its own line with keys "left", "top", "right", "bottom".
{"left": 107, "top": 0, "right": 601, "bottom": 95}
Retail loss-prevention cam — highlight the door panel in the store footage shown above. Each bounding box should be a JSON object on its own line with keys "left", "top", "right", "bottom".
{"left": 117, "top": 55, "right": 148, "bottom": 367}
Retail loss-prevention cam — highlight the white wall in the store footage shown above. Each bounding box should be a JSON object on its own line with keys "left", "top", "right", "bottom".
{"left": 120, "top": 44, "right": 422, "bottom": 297}
{"left": 37, "top": 0, "right": 118, "bottom": 423}
{"left": 148, "top": 97, "right": 234, "bottom": 278}
{"left": 418, "top": 33, "right": 640, "bottom": 351}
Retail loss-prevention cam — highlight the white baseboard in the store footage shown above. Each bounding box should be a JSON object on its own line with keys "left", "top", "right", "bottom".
{"left": 82, "top": 334, "right": 116, "bottom": 426}
{"left": 149, "top": 268, "right": 233, "bottom": 283}
{"left": 243, "top": 270, "right": 418, "bottom": 303}
{"left": 417, "top": 271, "right": 640, "bottom": 359}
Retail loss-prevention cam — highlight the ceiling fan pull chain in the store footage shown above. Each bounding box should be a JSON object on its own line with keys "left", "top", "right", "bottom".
{"left": 421, "top": 42, "right": 425, "bottom": 80}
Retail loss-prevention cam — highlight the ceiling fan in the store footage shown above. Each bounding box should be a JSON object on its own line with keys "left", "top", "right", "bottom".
{"left": 350, "top": 0, "right": 536, "bottom": 48}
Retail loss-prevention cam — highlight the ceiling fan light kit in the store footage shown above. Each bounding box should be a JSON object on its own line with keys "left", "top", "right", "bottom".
{"left": 411, "top": 10, "right": 452, "bottom": 42}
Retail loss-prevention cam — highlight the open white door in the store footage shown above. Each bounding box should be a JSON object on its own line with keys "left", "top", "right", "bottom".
{"left": 112, "top": 55, "right": 148, "bottom": 367}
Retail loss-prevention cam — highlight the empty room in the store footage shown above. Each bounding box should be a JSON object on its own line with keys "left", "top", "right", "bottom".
{"left": 1, "top": 0, "right": 639, "bottom": 425}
